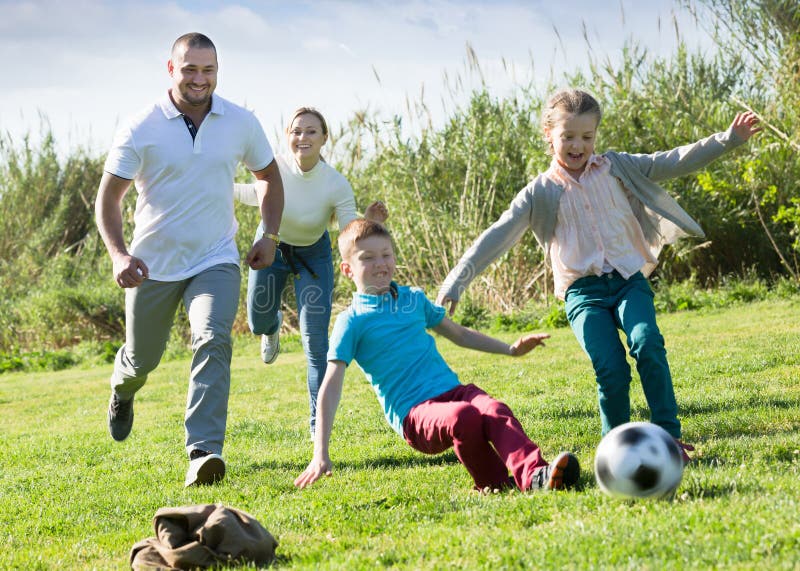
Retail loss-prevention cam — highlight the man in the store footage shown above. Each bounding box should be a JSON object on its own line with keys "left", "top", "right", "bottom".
{"left": 95, "top": 33, "right": 283, "bottom": 486}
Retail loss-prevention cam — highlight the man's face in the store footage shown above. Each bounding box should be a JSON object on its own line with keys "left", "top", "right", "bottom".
{"left": 167, "top": 45, "right": 218, "bottom": 111}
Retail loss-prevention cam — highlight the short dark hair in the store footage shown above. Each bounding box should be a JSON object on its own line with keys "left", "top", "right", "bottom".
{"left": 172, "top": 33, "right": 216, "bottom": 57}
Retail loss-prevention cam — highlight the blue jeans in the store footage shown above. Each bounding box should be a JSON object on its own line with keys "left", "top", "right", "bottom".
{"left": 247, "top": 229, "right": 334, "bottom": 434}
{"left": 564, "top": 271, "right": 681, "bottom": 438}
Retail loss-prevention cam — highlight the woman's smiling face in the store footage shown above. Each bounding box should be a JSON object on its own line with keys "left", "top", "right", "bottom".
{"left": 287, "top": 112, "right": 327, "bottom": 170}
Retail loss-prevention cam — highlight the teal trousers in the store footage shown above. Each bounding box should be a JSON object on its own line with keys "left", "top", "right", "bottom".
{"left": 564, "top": 271, "right": 681, "bottom": 438}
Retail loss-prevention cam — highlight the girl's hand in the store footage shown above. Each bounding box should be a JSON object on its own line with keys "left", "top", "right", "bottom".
{"left": 509, "top": 333, "right": 550, "bottom": 357}
{"left": 730, "top": 111, "right": 762, "bottom": 141}
{"left": 436, "top": 294, "right": 459, "bottom": 316}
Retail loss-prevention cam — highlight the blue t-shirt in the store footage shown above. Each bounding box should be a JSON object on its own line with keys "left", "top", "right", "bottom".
{"left": 328, "top": 283, "right": 461, "bottom": 435}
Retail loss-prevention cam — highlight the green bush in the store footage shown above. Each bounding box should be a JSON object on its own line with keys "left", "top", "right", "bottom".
{"left": 2, "top": 3, "right": 800, "bottom": 357}
{"left": 0, "top": 349, "right": 78, "bottom": 374}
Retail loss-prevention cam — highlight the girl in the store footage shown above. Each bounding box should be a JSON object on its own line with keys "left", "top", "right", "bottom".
{"left": 437, "top": 89, "right": 761, "bottom": 461}
{"left": 235, "top": 107, "right": 387, "bottom": 434}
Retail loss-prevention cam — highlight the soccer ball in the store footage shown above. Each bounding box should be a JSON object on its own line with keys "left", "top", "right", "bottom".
{"left": 594, "top": 422, "right": 684, "bottom": 499}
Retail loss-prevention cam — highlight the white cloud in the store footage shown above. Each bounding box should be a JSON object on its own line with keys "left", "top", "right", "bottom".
{"left": 0, "top": 0, "right": 715, "bottom": 156}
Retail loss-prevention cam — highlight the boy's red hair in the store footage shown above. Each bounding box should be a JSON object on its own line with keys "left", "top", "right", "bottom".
{"left": 338, "top": 219, "right": 392, "bottom": 260}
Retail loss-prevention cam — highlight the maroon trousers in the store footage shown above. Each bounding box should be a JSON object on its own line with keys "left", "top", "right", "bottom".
{"left": 403, "top": 384, "right": 547, "bottom": 490}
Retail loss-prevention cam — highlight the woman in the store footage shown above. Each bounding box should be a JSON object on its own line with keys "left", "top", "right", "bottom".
{"left": 235, "top": 107, "right": 387, "bottom": 435}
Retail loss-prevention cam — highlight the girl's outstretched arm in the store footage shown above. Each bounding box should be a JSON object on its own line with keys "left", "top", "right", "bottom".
{"left": 622, "top": 112, "right": 760, "bottom": 183}
{"left": 730, "top": 111, "right": 762, "bottom": 141}
{"left": 436, "top": 184, "right": 536, "bottom": 315}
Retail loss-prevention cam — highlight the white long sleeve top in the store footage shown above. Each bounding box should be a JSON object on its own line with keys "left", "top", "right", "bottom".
{"left": 235, "top": 153, "right": 357, "bottom": 246}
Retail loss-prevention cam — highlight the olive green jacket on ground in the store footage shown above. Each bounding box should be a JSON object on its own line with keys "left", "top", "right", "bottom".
{"left": 130, "top": 504, "right": 277, "bottom": 570}
{"left": 439, "top": 127, "right": 747, "bottom": 302}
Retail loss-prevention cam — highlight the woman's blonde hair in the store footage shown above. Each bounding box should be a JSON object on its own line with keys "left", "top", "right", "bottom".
{"left": 286, "top": 106, "right": 329, "bottom": 136}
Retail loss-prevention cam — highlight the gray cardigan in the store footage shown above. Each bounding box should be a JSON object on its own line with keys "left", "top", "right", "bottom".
{"left": 439, "top": 127, "right": 747, "bottom": 301}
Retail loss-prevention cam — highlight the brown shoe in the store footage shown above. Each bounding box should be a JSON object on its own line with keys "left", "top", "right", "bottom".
{"left": 674, "top": 439, "right": 695, "bottom": 465}
{"left": 528, "top": 452, "right": 580, "bottom": 491}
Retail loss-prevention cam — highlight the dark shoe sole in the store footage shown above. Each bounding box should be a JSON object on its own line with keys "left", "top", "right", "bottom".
{"left": 107, "top": 396, "right": 134, "bottom": 442}
{"left": 547, "top": 452, "right": 581, "bottom": 490}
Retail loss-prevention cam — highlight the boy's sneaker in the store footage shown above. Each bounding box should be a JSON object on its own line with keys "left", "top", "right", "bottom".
{"left": 185, "top": 449, "right": 226, "bottom": 487}
{"left": 674, "top": 438, "right": 695, "bottom": 465}
{"left": 528, "top": 452, "right": 581, "bottom": 491}
{"left": 108, "top": 393, "right": 134, "bottom": 441}
{"left": 260, "top": 311, "right": 282, "bottom": 364}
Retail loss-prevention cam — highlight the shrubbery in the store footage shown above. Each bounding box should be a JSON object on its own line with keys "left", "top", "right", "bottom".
{"left": 1, "top": 1, "right": 798, "bottom": 370}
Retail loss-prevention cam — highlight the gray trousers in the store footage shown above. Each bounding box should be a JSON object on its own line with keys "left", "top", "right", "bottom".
{"left": 110, "top": 263, "right": 240, "bottom": 457}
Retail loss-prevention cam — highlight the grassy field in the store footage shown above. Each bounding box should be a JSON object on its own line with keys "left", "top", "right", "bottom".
{"left": 1, "top": 298, "right": 799, "bottom": 570}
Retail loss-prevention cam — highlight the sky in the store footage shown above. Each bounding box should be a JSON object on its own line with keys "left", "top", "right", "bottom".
{"left": 0, "top": 0, "right": 717, "bottom": 157}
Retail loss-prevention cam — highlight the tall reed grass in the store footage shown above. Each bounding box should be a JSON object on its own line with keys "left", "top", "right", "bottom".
{"left": 1, "top": 3, "right": 799, "bottom": 354}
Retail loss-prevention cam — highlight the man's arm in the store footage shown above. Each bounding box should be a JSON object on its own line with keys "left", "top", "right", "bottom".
{"left": 433, "top": 316, "right": 549, "bottom": 357}
{"left": 95, "top": 172, "right": 149, "bottom": 288}
{"left": 245, "top": 159, "right": 284, "bottom": 270}
{"left": 294, "top": 360, "right": 347, "bottom": 489}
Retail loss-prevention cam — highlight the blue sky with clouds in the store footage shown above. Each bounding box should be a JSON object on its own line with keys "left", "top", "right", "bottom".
{"left": 0, "top": 0, "right": 716, "bottom": 155}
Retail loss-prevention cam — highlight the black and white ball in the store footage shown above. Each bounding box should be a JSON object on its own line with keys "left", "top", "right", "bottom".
{"left": 594, "top": 422, "right": 684, "bottom": 499}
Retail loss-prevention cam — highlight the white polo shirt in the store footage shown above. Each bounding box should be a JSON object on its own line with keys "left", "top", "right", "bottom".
{"left": 104, "top": 91, "right": 274, "bottom": 281}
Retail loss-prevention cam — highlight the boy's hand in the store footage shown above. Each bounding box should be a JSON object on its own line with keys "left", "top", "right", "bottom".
{"left": 730, "top": 111, "right": 762, "bottom": 141}
{"left": 294, "top": 456, "right": 333, "bottom": 489}
{"left": 509, "top": 333, "right": 550, "bottom": 357}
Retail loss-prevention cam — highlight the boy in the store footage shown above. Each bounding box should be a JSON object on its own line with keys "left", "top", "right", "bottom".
{"left": 294, "top": 219, "right": 580, "bottom": 492}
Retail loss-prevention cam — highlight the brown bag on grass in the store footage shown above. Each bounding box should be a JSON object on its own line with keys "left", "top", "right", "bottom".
{"left": 130, "top": 504, "right": 277, "bottom": 570}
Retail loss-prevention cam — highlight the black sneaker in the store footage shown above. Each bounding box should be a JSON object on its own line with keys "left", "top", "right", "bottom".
{"left": 185, "top": 449, "right": 226, "bottom": 487}
{"left": 107, "top": 393, "right": 134, "bottom": 441}
{"left": 528, "top": 452, "right": 581, "bottom": 491}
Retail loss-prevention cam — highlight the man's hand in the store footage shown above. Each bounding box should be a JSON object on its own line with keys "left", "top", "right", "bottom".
{"left": 246, "top": 236, "right": 277, "bottom": 270}
{"left": 509, "top": 333, "right": 550, "bottom": 356}
{"left": 294, "top": 456, "right": 332, "bottom": 489}
{"left": 113, "top": 254, "right": 149, "bottom": 288}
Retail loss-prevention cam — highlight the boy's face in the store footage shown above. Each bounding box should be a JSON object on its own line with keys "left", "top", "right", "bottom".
{"left": 545, "top": 112, "right": 598, "bottom": 177}
{"left": 341, "top": 234, "right": 396, "bottom": 295}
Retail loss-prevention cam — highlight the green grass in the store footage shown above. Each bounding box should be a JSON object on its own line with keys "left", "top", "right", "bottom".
{"left": 1, "top": 299, "right": 799, "bottom": 569}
